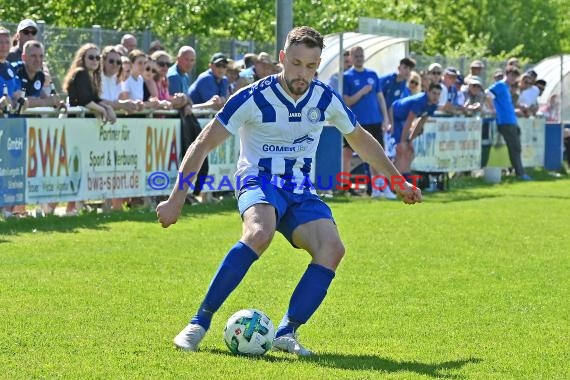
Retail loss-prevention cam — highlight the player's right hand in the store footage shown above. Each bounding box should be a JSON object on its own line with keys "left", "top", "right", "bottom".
{"left": 156, "top": 199, "right": 182, "bottom": 228}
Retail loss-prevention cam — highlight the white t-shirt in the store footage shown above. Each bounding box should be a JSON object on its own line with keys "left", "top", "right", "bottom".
{"left": 518, "top": 85, "right": 539, "bottom": 107}
{"left": 216, "top": 75, "right": 356, "bottom": 194}
{"left": 120, "top": 74, "right": 144, "bottom": 101}
{"left": 101, "top": 73, "right": 121, "bottom": 101}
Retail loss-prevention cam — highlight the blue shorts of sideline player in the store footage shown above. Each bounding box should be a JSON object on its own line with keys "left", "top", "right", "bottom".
{"left": 237, "top": 177, "right": 334, "bottom": 248}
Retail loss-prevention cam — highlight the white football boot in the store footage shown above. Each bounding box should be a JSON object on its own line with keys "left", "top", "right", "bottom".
{"left": 273, "top": 332, "right": 313, "bottom": 356}
{"left": 173, "top": 323, "right": 206, "bottom": 351}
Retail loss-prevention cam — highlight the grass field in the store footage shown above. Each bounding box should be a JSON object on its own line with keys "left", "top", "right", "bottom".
{"left": 1, "top": 173, "right": 569, "bottom": 379}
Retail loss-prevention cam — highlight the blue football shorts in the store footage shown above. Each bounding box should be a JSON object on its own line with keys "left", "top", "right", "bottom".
{"left": 237, "top": 177, "right": 334, "bottom": 248}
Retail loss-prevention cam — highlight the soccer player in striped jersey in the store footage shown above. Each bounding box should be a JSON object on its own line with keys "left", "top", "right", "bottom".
{"left": 157, "top": 26, "right": 422, "bottom": 356}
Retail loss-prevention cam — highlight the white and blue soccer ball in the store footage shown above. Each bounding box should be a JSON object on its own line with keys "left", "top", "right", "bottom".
{"left": 223, "top": 309, "right": 275, "bottom": 356}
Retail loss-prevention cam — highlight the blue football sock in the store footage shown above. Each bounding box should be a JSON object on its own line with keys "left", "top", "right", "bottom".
{"left": 190, "top": 241, "right": 258, "bottom": 330}
{"left": 276, "top": 263, "right": 335, "bottom": 338}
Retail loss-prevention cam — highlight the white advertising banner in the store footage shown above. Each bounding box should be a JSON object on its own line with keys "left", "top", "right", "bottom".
{"left": 411, "top": 117, "right": 482, "bottom": 172}
{"left": 25, "top": 118, "right": 180, "bottom": 203}
{"left": 487, "top": 117, "right": 546, "bottom": 168}
{"left": 519, "top": 117, "right": 545, "bottom": 167}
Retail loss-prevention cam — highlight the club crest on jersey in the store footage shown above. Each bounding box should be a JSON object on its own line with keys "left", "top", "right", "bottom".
{"left": 306, "top": 107, "right": 321, "bottom": 123}
{"left": 367, "top": 77, "right": 375, "bottom": 85}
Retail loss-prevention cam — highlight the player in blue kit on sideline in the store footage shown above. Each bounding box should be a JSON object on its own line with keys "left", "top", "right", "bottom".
{"left": 389, "top": 83, "right": 442, "bottom": 180}
{"left": 157, "top": 26, "right": 422, "bottom": 356}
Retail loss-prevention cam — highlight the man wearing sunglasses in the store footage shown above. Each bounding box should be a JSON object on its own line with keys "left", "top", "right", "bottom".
{"left": 7, "top": 19, "right": 38, "bottom": 63}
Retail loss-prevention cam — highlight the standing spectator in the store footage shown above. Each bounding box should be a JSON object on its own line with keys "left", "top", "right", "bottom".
{"left": 419, "top": 70, "right": 432, "bottom": 92}
{"left": 1, "top": 27, "right": 25, "bottom": 218}
{"left": 167, "top": 46, "right": 195, "bottom": 96}
{"left": 343, "top": 46, "right": 391, "bottom": 198}
{"left": 488, "top": 67, "right": 531, "bottom": 180}
{"left": 64, "top": 43, "right": 116, "bottom": 122}
{"left": 389, "top": 83, "right": 442, "bottom": 177}
{"left": 535, "top": 79, "right": 546, "bottom": 96}
{"left": 147, "top": 40, "right": 164, "bottom": 55}
{"left": 239, "top": 52, "right": 274, "bottom": 82}
{"left": 12, "top": 41, "right": 60, "bottom": 109}
{"left": 142, "top": 58, "right": 159, "bottom": 101}
{"left": 151, "top": 50, "right": 185, "bottom": 107}
{"left": 63, "top": 43, "right": 117, "bottom": 215}
{"left": 464, "top": 60, "right": 485, "bottom": 86}
{"left": 188, "top": 52, "right": 228, "bottom": 110}
{"left": 506, "top": 57, "right": 520, "bottom": 71}
{"left": 438, "top": 67, "right": 463, "bottom": 114}
{"left": 463, "top": 76, "right": 486, "bottom": 115}
{"left": 517, "top": 73, "right": 539, "bottom": 117}
{"left": 242, "top": 53, "right": 257, "bottom": 69}
{"left": 120, "top": 34, "right": 137, "bottom": 53}
{"left": 100, "top": 45, "right": 140, "bottom": 113}
{"left": 327, "top": 50, "right": 351, "bottom": 92}
{"left": 427, "top": 63, "right": 442, "bottom": 84}
{"left": 378, "top": 57, "right": 416, "bottom": 109}
{"left": 119, "top": 49, "right": 146, "bottom": 102}
{"left": 226, "top": 59, "right": 245, "bottom": 95}
{"left": 455, "top": 75, "right": 466, "bottom": 106}
{"left": 1, "top": 27, "right": 22, "bottom": 110}
{"left": 407, "top": 71, "right": 422, "bottom": 95}
{"left": 166, "top": 46, "right": 208, "bottom": 202}
{"left": 118, "top": 55, "right": 131, "bottom": 83}
{"left": 6, "top": 19, "right": 38, "bottom": 63}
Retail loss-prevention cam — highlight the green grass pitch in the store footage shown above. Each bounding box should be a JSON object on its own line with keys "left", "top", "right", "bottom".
{"left": 1, "top": 173, "right": 569, "bottom": 379}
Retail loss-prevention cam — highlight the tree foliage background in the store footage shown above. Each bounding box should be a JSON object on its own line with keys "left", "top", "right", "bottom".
{"left": 1, "top": 0, "right": 569, "bottom": 62}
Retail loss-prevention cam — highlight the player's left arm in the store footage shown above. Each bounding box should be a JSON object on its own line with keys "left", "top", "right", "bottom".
{"left": 345, "top": 125, "right": 422, "bottom": 204}
{"left": 377, "top": 91, "right": 390, "bottom": 131}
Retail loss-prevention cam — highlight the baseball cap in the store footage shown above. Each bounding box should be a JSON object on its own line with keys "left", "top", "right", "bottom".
{"left": 210, "top": 52, "right": 228, "bottom": 65}
{"left": 17, "top": 19, "right": 38, "bottom": 33}
{"left": 467, "top": 75, "right": 483, "bottom": 86}
{"left": 470, "top": 60, "right": 485, "bottom": 69}
{"left": 257, "top": 52, "right": 273, "bottom": 65}
{"left": 428, "top": 63, "right": 442, "bottom": 72}
{"left": 444, "top": 67, "right": 459, "bottom": 76}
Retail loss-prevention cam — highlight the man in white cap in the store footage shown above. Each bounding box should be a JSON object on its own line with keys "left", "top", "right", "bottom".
{"left": 7, "top": 19, "right": 38, "bottom": 63}
{"left": 427, "top": 62, "right": 442, "bottom": 85}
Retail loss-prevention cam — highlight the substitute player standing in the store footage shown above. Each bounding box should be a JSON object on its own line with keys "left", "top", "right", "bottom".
{"left": 157, "top": 26, "right": 422, "bottom": 356}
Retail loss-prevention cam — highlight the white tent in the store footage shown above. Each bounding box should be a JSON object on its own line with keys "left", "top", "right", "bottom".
{"left": 534, "top": 54, "right": 570, "bottom": 122}
{"left": 318, "top": 32, "right": 409, "bottom": 84}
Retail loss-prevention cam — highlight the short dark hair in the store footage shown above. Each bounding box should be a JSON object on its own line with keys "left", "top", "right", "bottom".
{"left": 506, "top": 67, "right": 520, "bottom": 76}
{"left": 400, "top": 57, "right": 416, "bottom": 68}
{"left": 284, "top": 26, "right": 324, "bottom": 51}
{"left": 536, "top": 79, "right": 547, "bottom": 87}
{"left": 429, "top": 82, "right": 442, "bottom": 91}
{"left": 343, "top": 50, "right": 350, "bottom": 57}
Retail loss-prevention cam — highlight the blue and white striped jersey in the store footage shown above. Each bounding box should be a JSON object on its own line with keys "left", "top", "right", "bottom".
{"left": 216, "top": 74, "right": 357, "bottom": 194}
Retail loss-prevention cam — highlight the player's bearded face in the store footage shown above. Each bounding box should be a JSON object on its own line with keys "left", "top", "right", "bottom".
{"left": 280, "top": 45, "right": 320, "bottom": 97}
{"left": 285, "top": 77, "right": 309, "bottom": 95}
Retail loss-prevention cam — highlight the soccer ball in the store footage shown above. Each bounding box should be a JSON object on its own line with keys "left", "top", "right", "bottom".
{"left": 223, "top": 309, "right": 275, "bottom": 356}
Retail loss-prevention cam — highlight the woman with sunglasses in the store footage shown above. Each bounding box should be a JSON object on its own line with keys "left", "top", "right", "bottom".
{"left": 407, "top": 71, "right": 422, "bottom": 95}
{"left": 62, "top": 43, "right": 117, "bottom": 215}
{"left": 63, "top": 43, "right": 116, "bottom": 123}
{"left": 150, "top": 50, "right": 186, "bottom": 109}
{"left": 100, "top": 45, "right": 139, "bottom": 114}
{"left": 119, "top": 49, "right": 159, "bottom": 110}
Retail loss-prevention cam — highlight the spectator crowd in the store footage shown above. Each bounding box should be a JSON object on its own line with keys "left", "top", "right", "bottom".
{"left": 0, "top": 18, "right": 566, "bottom": 218}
